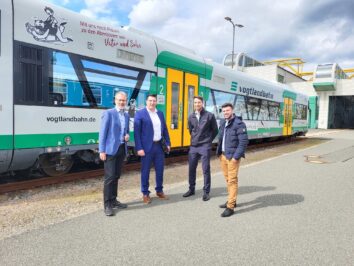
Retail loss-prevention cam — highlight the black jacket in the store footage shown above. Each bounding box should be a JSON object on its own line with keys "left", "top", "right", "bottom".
{"left": 216, "top": 115, "right": 248, "bottom": 160}
{"left": 188, "top": 108, "right": 218, "bottom": 147}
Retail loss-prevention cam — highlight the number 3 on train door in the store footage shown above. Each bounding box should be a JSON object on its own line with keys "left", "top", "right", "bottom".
{"left": 166, "top": 68, "right": 198, "bottom": 148}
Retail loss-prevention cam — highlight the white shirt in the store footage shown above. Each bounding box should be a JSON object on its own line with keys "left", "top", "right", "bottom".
{"left": 147, "top": 108, "right": 162, "bottom": 141}
{"left": 195, "top": 111, "right": 200, "bottom": 122}
{"left": 222, "top": 120, "right": 229, "bottom": 152}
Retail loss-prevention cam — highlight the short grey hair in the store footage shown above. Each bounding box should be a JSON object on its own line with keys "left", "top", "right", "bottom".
{"left": 115, "top": 91, "right": 127, "bottom": 99}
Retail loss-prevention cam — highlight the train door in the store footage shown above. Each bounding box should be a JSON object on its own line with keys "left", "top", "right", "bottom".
{"left": 166, "top": 69, "right": 198, "bottom": 148}
{"left": 282, "top": 98, "right": 293, "bottom": 136}
{"left": 183, "top": 73, "right": 198, "bottom": 146}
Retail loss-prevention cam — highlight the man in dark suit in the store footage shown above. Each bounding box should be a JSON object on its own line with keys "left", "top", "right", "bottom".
{"left": 134, "top": 94, "right": 171, "bottom": 204}
{"left": 99, "top": 91, "right": 130, "bottom": 216}
{"left": 216, "top": 103, "right": 248, "bottom": 217}
{"left": 183, "top": 96, "right": 218, "bottom": 201}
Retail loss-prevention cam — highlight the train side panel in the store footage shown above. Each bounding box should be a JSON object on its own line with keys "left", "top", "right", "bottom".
{"left": 0, "top": 1, "right": 14, "bottom": 173}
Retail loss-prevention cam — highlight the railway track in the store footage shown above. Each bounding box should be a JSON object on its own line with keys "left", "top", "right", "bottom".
{"left": 0, "top": 154, "right": 189, "bottom": 194}
{"left": 0, "top": 137, "right": 305, "bottom": 194}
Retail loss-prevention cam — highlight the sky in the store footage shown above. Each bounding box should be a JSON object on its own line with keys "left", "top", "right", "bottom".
{"left": 48, "top": 0, "right": 354, "bottom": 72}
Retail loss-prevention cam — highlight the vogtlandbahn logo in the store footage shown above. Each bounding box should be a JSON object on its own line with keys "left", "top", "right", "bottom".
{"left": 231, "top": 81, "right": 238, "bottom": 91}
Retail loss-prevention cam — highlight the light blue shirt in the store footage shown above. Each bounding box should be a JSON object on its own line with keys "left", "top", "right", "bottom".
{"left": 116, "top": 108, "right": 126, "bottom": 144}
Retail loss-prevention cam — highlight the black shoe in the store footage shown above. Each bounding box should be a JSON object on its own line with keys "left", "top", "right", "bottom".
{"left": 219, "top": 202, "right": 236, "bottom": 209}
{"left": 104, "top": 207, "right": 114, "bottom": 216}
{"left": 202, "top": 193, "right": 210, "bottom": 201}
{"left": 221, "top": 208, "right": 234, "bottom": 217}
{"left": 112, "top": 200, "right": 128, "bottom": 209}
{"left": 183, "top": 190, "right": 195, "bottom": 197}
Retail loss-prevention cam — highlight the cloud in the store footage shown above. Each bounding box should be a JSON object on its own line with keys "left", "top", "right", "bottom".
{"left": 79, "top": 0, "right": 121, "bottom": 26}
{"left": 129, "top": 0, "right": 177, "bottom": 28}
{"left": 51, "top": 0, "right": 354, "bottom": 70}
{"left": 127, "top": 0, "right": 354, "bottom": 71}
{"left": 299, "top": 0, "right": 354, "bottom": 25}
{"left": 83, "top": 0, "right": 112, "bottom": 14}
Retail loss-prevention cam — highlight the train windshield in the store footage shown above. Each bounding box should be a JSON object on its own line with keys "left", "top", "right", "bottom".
{"left": 50, "top": 51, "right": 154, "bottom": 108}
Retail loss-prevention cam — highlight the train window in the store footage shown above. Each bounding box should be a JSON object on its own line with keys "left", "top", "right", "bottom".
{"left": 188, "top": 85, "right": 195, "bottom": 117}
{"left": 259, "top": 100, "right": 270, "bottom": 120}
{"left": 235, "top": 95, "right": 248, "bottom": 120}
{"left": 246, "top": 97, "right": 261, "bottom": 120}
{"left": 315, "top": 65, "right": 333, "bottom": 78}
{"left": 213, "top": 90, "right": 236, "bottom": 119}
{"left": 295, "top": 104, "right": 307, "bottom": 120}
{"left": 14, "top": 44, "right": 46, "bottom": 104}
{"left": 204, "top": 90, "right": 217, "bottom": 117}
{"left": 171, "top": 82, "right": 180, "bottom": 129}
{"left": 82, "top": 60, "right": 140, "bottom": 79}
{"left": 268, "top": 101, "right": 281, "bottom": 120}
{"left": 83, "top": 86, "right": 102, "bottom": 105}
{"left": 51, "top": 81, "right": 68, "bottom": 103}
{"left": 50, "top": 50, "right": 154, "bottom": 109}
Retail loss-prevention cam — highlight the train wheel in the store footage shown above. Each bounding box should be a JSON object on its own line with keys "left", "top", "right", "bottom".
{"left": 39, "top": 154, "right": 74, "bottom": 177}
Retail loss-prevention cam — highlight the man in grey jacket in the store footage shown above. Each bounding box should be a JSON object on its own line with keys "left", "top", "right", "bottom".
{"left": 183, "top": 96, "right": 218, "bottom": 201}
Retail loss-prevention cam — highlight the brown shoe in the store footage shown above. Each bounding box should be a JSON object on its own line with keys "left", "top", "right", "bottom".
{"left": 156, "top": 192, "right": 169, "bottom": 200}
{"left": 143, "top": 195, "right": 151, "bottom": 204}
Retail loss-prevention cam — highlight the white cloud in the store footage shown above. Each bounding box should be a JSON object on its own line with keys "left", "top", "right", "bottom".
{"left": 54, "top": 0, "right": 354, "bottom": 69}
{"left": 129, "top": 0, "right": 177, "bottom": 28}
{"left": 84, "top": 0, "right": 112, "bottom": 14}
{"left": 80, "top": 0, "right": 120, "bottom": 26}
{"left": 80, "top": 9, "right": 97, "bottom": 19}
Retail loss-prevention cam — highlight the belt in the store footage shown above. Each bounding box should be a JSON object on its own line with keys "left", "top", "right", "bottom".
{"left": 153, "top": 140, "right": 161, "bottom": 143}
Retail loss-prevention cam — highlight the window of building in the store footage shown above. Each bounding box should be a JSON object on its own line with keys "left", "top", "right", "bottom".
{"left": 277, "top": 74, "right": 285, "bottom": 83}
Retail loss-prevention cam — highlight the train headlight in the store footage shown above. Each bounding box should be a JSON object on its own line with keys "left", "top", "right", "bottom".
{"left": 64, "top": 136, "right": 72, "bottom": 145}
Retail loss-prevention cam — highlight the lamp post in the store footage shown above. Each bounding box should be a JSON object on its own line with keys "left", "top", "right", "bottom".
{"left": 224, "top": 16, "right": 244, "bottom": 69}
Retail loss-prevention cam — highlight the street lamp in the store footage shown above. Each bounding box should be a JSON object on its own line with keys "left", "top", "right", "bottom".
{"left": 224, "top": 16, "right": 244, "bottom": 69}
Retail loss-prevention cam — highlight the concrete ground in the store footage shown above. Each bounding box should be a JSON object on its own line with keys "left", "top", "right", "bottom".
{"left": 0, "top": 130, "right": 353, "bottom": 265}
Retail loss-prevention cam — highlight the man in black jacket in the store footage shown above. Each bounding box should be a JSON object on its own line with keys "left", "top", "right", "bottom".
{"left": 216, "top": 103, "right": 248, "bottom": 217}
{"left": 183, "top": 96, "right": 218, "bottom": 201}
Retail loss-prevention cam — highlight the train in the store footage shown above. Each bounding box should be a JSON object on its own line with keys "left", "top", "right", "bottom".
{"left": 0, "top": 0, "right": 308, "bottom": 176}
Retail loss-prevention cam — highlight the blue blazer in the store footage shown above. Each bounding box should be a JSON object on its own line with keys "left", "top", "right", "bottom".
{"left": 134, "top": 108, "right": 171, "bottom": 153}
{"left": 99, "top": 108, "right": 129, "bottom": 155}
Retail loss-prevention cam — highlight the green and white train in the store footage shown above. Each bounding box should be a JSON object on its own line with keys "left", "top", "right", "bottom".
{"left": 0, "top": 0, "right": 308, "bottom": 176}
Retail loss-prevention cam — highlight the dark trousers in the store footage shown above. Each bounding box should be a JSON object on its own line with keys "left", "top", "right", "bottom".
{"left": 103, "top": 144, "right": 125, "bottom": 208}
{"left": 140, "top": 142, "right": 165, "bottom": 195}
{"left": 188, "top": 145, "right": 211, "bottom": 194}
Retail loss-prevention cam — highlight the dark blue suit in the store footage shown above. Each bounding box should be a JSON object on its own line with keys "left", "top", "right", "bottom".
{"left": 134, "top": 108, "right": 171, "bottom": 195}
{"left": 99, "top": 108, "right": 129, "bottom": 208}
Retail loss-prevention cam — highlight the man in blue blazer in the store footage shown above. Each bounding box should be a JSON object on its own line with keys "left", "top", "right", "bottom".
{"left": 99, "top": 91, "right": 130, "bottom": 216}
{"left": 134, "top": 94, "right": 171, "bottom": 204}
